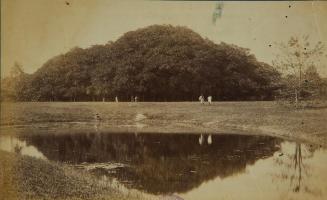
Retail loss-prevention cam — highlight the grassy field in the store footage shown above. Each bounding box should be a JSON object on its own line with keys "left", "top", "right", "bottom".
{"left": 0, "top": 150, "right": 150, "bottom": 200}
{"left": 1, "top": 101, "right": 327, "bottom": 146}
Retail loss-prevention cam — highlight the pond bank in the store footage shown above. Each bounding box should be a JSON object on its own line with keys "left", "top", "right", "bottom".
{"left": 1, "top": 102, "right": 326, "bottom": 146}
{"left": 0, "top": 150, "right": 145, "bottom": 200}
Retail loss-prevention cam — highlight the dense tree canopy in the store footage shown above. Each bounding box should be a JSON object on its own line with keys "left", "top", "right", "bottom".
{"left": 2, "top": 25, "right": 282, "bottom": 101}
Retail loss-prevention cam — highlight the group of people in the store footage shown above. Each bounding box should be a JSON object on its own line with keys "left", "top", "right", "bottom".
{"left": 114, "top": 95, "right": 212, "bottom": 103}
{"left": 114, "top": 96, "right": 138, "bottom": 102}
{"left": 199, "top": 95, "right": 212, "bottom": 105}
{"left": 131, "top": 96, "right": 138, "bottom": 102}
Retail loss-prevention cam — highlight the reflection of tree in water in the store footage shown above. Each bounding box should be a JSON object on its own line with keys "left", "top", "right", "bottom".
{"left": 292, "top": 143, "right": 304, "bottom": 192}
{"left": 273, "top": 142, "right": 319, "bottom": 195}
{"left": 20, "top": 133, "right": 282, "bottom": 195}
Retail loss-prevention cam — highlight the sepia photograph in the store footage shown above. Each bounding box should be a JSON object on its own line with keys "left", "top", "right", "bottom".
{"left": 1, "top": 0, "right": 327, "bottom": 200}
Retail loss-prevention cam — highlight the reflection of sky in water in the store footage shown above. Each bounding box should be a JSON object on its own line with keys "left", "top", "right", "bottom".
{"left": 0, "top": 135, "right": 47, "bottom": 159}
{"left": 0, "top": 133, "right": 326, "bottom": 200}
{"left": 179, "top": 142, "right": 327, "bottom": 200}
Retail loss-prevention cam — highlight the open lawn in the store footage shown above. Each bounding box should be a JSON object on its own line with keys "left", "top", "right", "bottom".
{"left": 1, "top": 101, "right": 327, "bottom": 146}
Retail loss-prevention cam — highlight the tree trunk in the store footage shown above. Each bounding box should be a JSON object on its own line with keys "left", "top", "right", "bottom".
{"left": 295, "top": 89, "right": 298, "bottom": 107}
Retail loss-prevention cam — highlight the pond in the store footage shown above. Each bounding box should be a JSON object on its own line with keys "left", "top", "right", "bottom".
{"left": 1, "top": 132, "right": 326, "bottom": 200}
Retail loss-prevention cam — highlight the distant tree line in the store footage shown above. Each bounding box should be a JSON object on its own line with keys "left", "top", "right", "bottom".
{"left": 1, "top": 25, "right": 325, "bottom": 102}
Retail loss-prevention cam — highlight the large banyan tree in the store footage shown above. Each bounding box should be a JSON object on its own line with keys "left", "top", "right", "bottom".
{"left": 4, "top": 25, "right": 282, "bottom": 101}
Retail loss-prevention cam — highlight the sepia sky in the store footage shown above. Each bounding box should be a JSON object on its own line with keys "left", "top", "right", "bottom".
{"left": 1, "top": 0, "right": 327, "bottom": 77}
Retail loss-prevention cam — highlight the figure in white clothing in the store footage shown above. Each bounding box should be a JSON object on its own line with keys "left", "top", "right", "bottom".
{"left": 207, "top": 96, "right": 212, "bottom": 105}
{"left": 115, "top": 96, "right": 119, "bottom": 102}
{"left": 198, "top": 95, "right": 205, "bottom": 104}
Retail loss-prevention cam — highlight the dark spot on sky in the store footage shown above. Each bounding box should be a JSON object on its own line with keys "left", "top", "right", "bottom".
{"left": 268, "top": 44, "right": 272, "bottom": 47}
{"left": 289, "top": 5, "right": 291, "bottom": 8}
{"left": 65, "top": 1, "right": 70, "bottom": 5}
{"left": 301, "top": 121, "right": 304, "bottom": 124}
{"left": 304, "top": 48, "right": 307, "bottom": 50}
{"left": 285, "top": 16, "right": 288, "bottom": 18}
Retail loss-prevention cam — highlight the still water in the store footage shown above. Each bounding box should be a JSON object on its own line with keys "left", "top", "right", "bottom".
{"left": 1, "top": 132, "right": 326, "bottom": 200}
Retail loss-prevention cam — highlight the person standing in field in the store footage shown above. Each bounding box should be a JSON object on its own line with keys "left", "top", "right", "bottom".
{"left": 199, "top": 95, "right": 204, "bottom": 104}
{"left": 208, "top": 96, "right": 212, "bottom": 105}
{"left": 115, "top": 96, "right": 119, "bottom": 102}
{"left": 135, "top": 96, "right": 138, "bottom": 102}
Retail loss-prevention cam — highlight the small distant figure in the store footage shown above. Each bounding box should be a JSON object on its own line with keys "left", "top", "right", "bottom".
{"left": 115, "top": 96, "right": 119, "bottom": 102}
{"left": 131, "top": 96, "right": 134, "bottom": 102}
{"left": 135, "top": 96, "right": 138, "bottom": 102}
{"left": 199, "top": 95, "right": 205, "bottom": 104}
{"left": 207, "top": 96, "right": 212, "bottom": 105}
{"left": 207, "top": 134, "right": 212, "bottom": 145}
{"left": 94, "top": 113, "right": 101, "bottom": 132}
{"left": 94, "top": 113, "right": 101, "bottom": 121}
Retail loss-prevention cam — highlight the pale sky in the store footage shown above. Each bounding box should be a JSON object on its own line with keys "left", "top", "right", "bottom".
{"left": 1, "top": 0, "right": 327, "bottom": 77}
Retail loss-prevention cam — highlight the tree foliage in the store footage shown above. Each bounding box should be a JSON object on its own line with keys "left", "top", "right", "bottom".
{"left": 2, "top": 25, "right": 282, "bottom": 101}
{"left": 273, "top": 35, "right": 326, "bottom": 102}
{"left": 1, "top": 62, "right": 32, "bottom": 101}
